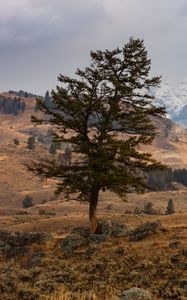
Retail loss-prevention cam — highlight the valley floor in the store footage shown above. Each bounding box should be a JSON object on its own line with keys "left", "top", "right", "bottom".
{"left": 0, "top": 199, "right": 186, "bottom": 300}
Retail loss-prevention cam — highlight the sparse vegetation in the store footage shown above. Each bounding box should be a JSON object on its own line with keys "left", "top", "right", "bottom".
{"left": 27, "top": 136, "right": 36, "bottom": 150}
{"left": 22, "top": 195, "right": 33, "bottom": 208}
{"left": 147, "top": 168, "right": 187, "bottom": 190}
{"left": 49, "top": 143, "right": 58, "bottom": 155}
{"left": 13, "top": 138, "right": 20, "bottom": 146}
{"left": 0, "top": 219, "right": 186, "bottom": 300}
{"left": 0, "top": 33, "right": 187, "bottom": 300}
{"left": 143, "top": 202, "right": 155, "bottom": 215}
{"left": 166, "top": 199, "right": 175, "bottom": 215}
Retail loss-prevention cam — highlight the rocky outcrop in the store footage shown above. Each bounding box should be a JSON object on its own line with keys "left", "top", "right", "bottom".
{"left": 129, "top": 222, "right": 166, "bottom": 241}
{"left": 60, "top": 220, "right": 129, "bottom": 255}
{"left": 97, "top": 220, "right": 129, "bottom": 237}
{"left": 120, "top": 287, "right": 153, "bottom": 300}
{"left": 0, "top": 230, "right": 49, "bottom": 258}
{"left": 60, "top": 234, "right": 88, "bottom": 254}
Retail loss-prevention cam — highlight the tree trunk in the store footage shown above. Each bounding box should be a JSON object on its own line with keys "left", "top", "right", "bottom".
{"left": 89, "top": 188, "right": 99, "bottom": 234}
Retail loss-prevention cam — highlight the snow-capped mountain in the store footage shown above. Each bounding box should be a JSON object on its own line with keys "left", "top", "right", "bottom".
{"left": 153, "top": 78, "right": 187, "bottom": 127}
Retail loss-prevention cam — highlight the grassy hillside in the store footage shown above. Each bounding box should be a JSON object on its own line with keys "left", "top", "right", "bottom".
{"left": 0, "top": 92, "right": 187, "bottom": 299}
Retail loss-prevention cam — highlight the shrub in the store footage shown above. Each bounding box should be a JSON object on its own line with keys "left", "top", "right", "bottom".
{"left": 13, "top": 138, "right": 20, "bottom": 146}
{"left": 27, "top": 136, "right": 35, "bottom": 150}
{"left": 22, "top": 195, "right": 33, "bottom": 208}
{"left": 134, "top": 207, "right": 143, "bottom": 215}
{"left": 143, "top": 202, "right": 154, "bottom": 215}
{"left": 166, "top": 199, "right": 175, "bottom": 215}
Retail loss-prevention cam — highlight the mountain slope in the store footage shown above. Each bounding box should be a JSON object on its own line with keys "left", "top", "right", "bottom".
{"left": 153, "top": 79, "right": 187, "bottom": 127}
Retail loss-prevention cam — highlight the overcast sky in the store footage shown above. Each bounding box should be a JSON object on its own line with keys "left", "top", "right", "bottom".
{"left": 0, "top": 0, "right": 187, "bottom": 95}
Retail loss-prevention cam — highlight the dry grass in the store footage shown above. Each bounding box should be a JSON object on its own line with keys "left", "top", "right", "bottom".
{"left": 0, "top": 212, "right": 186, "bottom": 299}
{"left": 0, "top": 104, "right": 187, "bottom": 299}
{"left": 45, "top": 287, "right": 100, "bottom": 300}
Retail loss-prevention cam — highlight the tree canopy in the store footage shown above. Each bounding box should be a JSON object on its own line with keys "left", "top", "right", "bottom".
{"left": 29, "top": 37, "right": 166, "bottom": 233}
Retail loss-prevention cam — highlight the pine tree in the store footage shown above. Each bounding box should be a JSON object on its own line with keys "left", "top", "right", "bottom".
{"left": 29, "top": 38, "right": 166, "bottom": 233}
{"left": 144, "top": 202, "right": 154, "bottom": 215}
{"left": 49, "top": 142, "right": 57, "bottom": 155}
{"left": 22, "top": 195, "right": 33, "bottom": 208}
{"left": 27, "top": 136, "right": 35, "bottom": 150}
{"left": 62, "top": 145, "right": 72, "bottom": 166}
{"left": 166, "top": 199, "right": 175, "bottom": 215}
{"left": 44, "top": 91, "right": 53, "bottom": 108}
{"left": 13, "top": 138, "right": 20, "bottom": 146}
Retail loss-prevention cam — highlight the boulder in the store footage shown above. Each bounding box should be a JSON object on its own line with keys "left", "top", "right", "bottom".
{"left": 0, "top": 231, "right": 48, "bottom": 258}
{"left": 97, "top": 220, "right": 129, "bottom": 237}
{"left": 71, "top": 226, "right": 90, "bottom": 238}
{"left": 97, "top": 220, "right": 113, "bottom": 236}
{"left": 169, "top": 241, "right": 182, "bottom": 249}
{"left": 26, "top": 251, "right": 44, "bottom": 268}
{"left": 60, "top": 234, "right": 87, "bottom": 254}
{"left": 88, "top": 234, "right": 107, "bottom": 244}
{"left": 129, "top": 222, "right": 166, "bottom": 241}
{"left": 111, "top": 221, "right": 129, "bottom": 237}
{"left": 83, "top": 246, "right": 99, "bottom": 258}
{"left": 121, "top": 287, "right": 153, "bottom": 300}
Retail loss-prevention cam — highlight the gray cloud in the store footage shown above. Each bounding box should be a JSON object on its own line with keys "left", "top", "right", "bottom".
{"left": 0, "top": 0, "right": 187, "bottom": 94}
{"left": 0, "top": 0, "right": 108, "bottom": 45}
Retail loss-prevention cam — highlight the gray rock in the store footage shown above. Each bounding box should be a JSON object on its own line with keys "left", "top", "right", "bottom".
{"left": 121, "top": 287, "right": 153, "bottom": 300}
{"left": 83, "top": 246, "right": 99, "bottom": 258}
{"left": 169, "top": 241, "right": 182, "bottom": 249}
{"left": 170, "top": 253, "right": 182, "bottom": 264}
{"left": 60, "top": 234, "right": 87, "bottom": 254}
{"left": 27, "top": 251, "right": 44, "bottom": 268}
{"left": 97, "top": 220, "right": 113, "bottom": 236}
{"left": 182, "top": 248, "right": 187, "bottom": 257}
{"left": 0, "top": 230, "right": 48, "bottom": 258}
{"left": 97, "top": 220, "right": 129, "bottom": 237}
{"left": 111, "top": 221, "right": 129, "bottom": 237}
{"left": 129, "top": 222, "right": 166, "bottom": 241}
{"left": 71, "top": 226, "right": 90, "bottom": 238}
{"left": 6, "top": 246, "right": 29, "bottom": 258}
{"left": 88, "top": 234, "right": 107, "bottom": 244}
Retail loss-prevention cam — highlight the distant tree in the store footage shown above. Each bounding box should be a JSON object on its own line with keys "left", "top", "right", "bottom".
{"left": 45, "top": 91, "right": 50, "bottom": 101}
{"left": 13, "top": 138, "right": 20, "bottom": 146}
{"left": 44, "top": 91, "right": 53, "bottom": 108}
{"left": 144, "top": 202, "right": 154, "bottom": 215}
{"left": 49, "top": 142, "right": 57, "bottom": 155}
{"left": 173, "top": 168, "right": 187, "bottom": 186}
{"left": 147, "top": 168, "right": 173, "bottom": 190}
{"left": 62, "top": 145, "right": 72, "bottom": 165}
{"left": 166, "top": 199, "right": 175, "bottom": 215}
{"left": 21, "top": 102, "right": 26, "bottom": 112}
{"left": 22, "top": 195, "right": 33, "bottom": 208}
{"left": 34, "top": 100, "right": 39, "bottom": 112}
{"left": 27, "top": 136, "right": 36, "bottom": 150}
{"left": 29, "top": 37, "right": 166, "bottom": 233}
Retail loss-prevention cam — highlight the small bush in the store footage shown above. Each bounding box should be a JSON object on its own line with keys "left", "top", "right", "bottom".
{"left": 17, "top": 211, "right": 29, "bottom": 215}
{"left": 41, "top": 199, "right": 47, "bottom": 204}
{"left": 22, "top": 195, "right": 33, "bottom": 209}
{"left": 106, "top": 204, "right": 113, "bottom": 211}
{"left": 39, "top": 209, "right": 47, "bottom": 215}
{"left": 39, "top": 210, "right": 56, "bottom": 216}
{"left": 143, "top": 202, "right": 154, "bottom": 215}
{"left": 27, "top": 136, "right": 35, "bottom": 150}
{"left": 166, "top": 199, "right": 175, "bottom": 215}
{"left": 134, "top": 207, "right": 143, "bottom": 215}
{"left": 13, "top": 138, "right": 20, "bottom": 146}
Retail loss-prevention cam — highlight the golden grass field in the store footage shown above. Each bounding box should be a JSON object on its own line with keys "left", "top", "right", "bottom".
{"left": 0, "top": 104, "right": 187, "bottom": 299}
